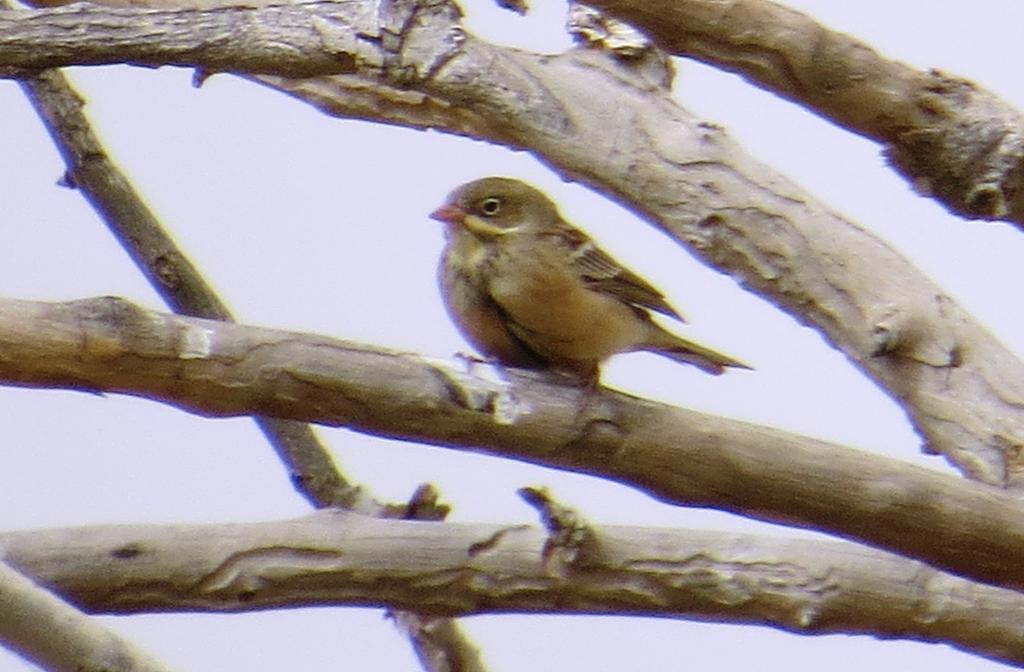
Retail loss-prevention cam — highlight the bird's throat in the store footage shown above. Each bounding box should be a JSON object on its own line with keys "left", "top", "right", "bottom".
{"left": 463, "top": 214, "right": 514, "bottom": 239}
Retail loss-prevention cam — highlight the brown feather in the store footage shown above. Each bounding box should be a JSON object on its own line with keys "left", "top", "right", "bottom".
{"left": 432, "top": 176, "right": 750, "bottom": 381}
{"left": 544, "top": 224, "right": 685, "bottom": 321}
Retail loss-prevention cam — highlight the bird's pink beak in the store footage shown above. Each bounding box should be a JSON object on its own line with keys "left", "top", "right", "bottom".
{"left": 430, "top": 204, "right": 465, "bottom": 225}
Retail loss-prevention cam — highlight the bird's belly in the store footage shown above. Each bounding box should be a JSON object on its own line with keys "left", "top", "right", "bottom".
{"left": 489, "top": 265, "right": 647, "bottom": 361}
{"left": 439, "top": 252, "right": 545, "bottom": 367}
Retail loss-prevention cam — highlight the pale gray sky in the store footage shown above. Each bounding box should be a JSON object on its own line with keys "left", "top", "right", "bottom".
{"left": 1, "top": 1, "right": 1022, "bottom": 669}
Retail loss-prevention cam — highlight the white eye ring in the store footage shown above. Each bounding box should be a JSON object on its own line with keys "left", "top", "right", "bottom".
{"left": 480, "top": 197, "right": 502, "bottom": 216}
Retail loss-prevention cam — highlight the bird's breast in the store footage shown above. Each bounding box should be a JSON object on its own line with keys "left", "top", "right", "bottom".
{"left": 487, "top": 243, "right": 650, "bottom": 361}
{"left": 438, "top": 235, "right": 545, "bottom": 368}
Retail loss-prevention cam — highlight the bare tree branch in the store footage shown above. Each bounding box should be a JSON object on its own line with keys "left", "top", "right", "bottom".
{"left": 3, "top": 295, "right": 1024, "bottom": 595}
{"left": 0, "top": 1, "right": 360, "bottom": 76}
{"left": 18, "top": 62, "right": 485, "bottom": 672}
{"left": 0, "top": 560, "right": 174, "bottom": 672}
{"left": 4, "top": 511, "right": 1024, "bottom": 667}
{"left": 578, "top": 0, "right": 1024, "bottom": 225}
{"left": 19, "top": 69, "right": 355, "bottom": 505}
{"left": 3, "top": 0, "right": 1023, "bottom": 488}
{"left": 6, "top": 3, "right": 1024, "bottom": 666}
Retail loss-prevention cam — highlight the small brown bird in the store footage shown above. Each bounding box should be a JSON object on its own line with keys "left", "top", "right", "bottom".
{"left": 430, "top": 177, "right": 749, "bottom": 384}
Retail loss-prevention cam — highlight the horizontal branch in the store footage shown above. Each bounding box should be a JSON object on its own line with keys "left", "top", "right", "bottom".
{"left": 5, "top": 0, "right": 1024, "bottom": 488}
{"left": 4, "top": 295, "right": 1024, "bottom": 596}
{"left": 5, "top": 511, "right": 1024, "bottom": 666}
{"left": 0, "top": 1, "right": 366, "bottom": 77}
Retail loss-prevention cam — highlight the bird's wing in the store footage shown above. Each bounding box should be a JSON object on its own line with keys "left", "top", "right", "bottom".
{"left": 546, "top": 224, "right": 686, "bottom": 322}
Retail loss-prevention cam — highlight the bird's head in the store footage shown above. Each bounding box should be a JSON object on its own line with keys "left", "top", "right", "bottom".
{"left": 430, "top": 177, "right": 559, "bottom": 240}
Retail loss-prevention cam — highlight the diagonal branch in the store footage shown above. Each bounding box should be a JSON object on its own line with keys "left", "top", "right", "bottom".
{"left": 20, "top": 66, "right": 360, "bottom": 511}
{"left": 18, "top": 64, "right": 484, "bottom": 672}
{"left": 5, "top": 512, "right": 1024, "bottom": 667}
{"left": 578, "top": 0, "right": 1024, "bottom": 225}
{"left": 0, "top": 560, "right": 174, "bottom": 672}
{"left": 3, "top": 295, "right": 1024, "bottom": 595}
{"left": 3, "top": 0, "right": 1023, "bottom": 488}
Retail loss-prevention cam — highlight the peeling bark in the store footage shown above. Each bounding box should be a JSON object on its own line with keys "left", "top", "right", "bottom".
{"left": 5, "top": 511, "right": 1024, "bottom": 666}
{"left": 2, "top": 296, "right": 1024, "bottom": 595}
{"left": 581, "top": 0, "right": 1024, "bottom": 224}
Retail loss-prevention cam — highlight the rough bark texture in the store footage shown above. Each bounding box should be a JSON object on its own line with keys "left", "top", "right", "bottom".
{"left": 0, "top": 561, "right": 173, "bottom": 672}
{"left": 5, "top": 511, "right": 1024, "bottom": 666}
{"left": 3, "top": 0, "right": 1023, "bottom": 488}
{"left": 3, "top": 1, "right": 1024, "bottom": 668}
{"left": 3, "top": 296, "right": 1024, "bottom": 596}
{"left": 581, "top": 0, "right": 1024, "bottom": 224}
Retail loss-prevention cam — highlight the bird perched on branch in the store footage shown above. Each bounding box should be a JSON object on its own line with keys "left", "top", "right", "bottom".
{"left": 430, "top": 177, "right": 750, "bottom": 385}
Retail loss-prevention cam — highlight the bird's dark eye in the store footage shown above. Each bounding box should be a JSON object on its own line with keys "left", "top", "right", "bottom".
{"left": 480, "top": 197, "right": 502, "bottom": 216}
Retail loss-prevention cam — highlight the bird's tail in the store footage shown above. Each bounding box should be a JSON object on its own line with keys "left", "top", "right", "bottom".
{"left": 644, "top": 330, "right": 752, "bottom": 375}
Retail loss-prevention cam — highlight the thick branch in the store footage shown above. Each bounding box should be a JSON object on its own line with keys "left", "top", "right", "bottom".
{"left": 0, "top": 1, "right": 364, "bottom": 76}
{"left": 3, "top": 0, "right": 1023, "bottom": 488}
{"left": 4, "top": 296, "right": 1024, "bottom": 595}
{"left": 5, "top": 512, "right": 1024, "bottom": 667}
{"left": 580, "top": 0, "right": 1024, "bottom": 224}
{"left": 0, "top": 561, "right": 173, "bottom": 672}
